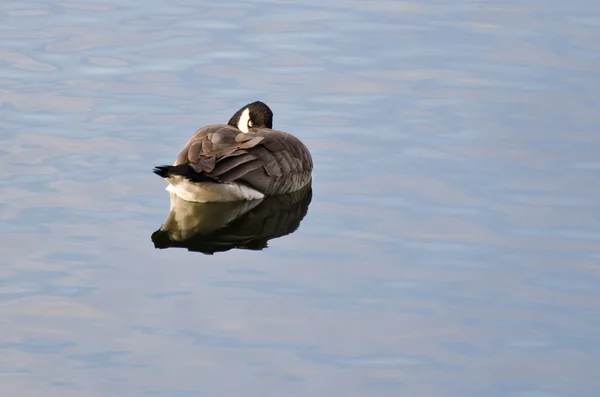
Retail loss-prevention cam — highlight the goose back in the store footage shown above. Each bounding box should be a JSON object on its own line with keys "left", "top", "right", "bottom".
{"left": 173, "top": 124, "right": 312, "bottom": 196}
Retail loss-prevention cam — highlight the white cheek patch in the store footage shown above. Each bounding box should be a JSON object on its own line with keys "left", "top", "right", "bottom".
{"left": 237, "top": 108, "right": 250, "bottom": 133}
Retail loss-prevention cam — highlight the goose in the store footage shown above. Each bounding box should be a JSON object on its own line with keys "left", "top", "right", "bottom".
{"left": 153, "top": 101, "right": 313, "bottom": 203}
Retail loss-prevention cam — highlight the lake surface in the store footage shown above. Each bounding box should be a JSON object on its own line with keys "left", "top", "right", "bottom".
{"left": 1, "top": 1, "right": 600, "bottom": 396}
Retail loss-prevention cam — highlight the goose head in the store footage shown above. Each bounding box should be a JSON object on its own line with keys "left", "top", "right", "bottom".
{"left": 227, "top": 101, "right": 273, "bottom": 133}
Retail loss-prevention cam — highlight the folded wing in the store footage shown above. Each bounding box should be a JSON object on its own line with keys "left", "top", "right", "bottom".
{"left": 174, "top": 125, "right": 312, "bottom": 195}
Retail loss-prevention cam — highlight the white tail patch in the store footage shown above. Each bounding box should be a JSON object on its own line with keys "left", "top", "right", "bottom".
{"left": 165, "top": 176, "right": 264, "bottom": 203}
{"left": 237, "top": 107, "right": 250, "bottom": 133}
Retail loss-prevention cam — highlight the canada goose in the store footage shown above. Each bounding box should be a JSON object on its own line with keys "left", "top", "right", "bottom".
{"left": 153, "top": 101, "right": 313, "bottom": 203}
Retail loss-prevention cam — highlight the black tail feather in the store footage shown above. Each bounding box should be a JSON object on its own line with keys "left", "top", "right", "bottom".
{"left": 153, "top": 165, "right": 175, "bottom": 178}
{"left": 152, "top": 164, "right": 218, "bottom": 183}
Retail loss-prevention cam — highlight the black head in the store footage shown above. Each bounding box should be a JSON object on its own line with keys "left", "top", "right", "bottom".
{"left": 227, "top": 101, "right": 273, "bottom": 132}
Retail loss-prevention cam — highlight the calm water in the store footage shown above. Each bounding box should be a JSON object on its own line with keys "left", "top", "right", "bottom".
{"left": 1, "top": 1, "right": 600, "bottom": 396}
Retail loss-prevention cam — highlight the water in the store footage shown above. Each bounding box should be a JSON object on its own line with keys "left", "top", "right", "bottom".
{"left": 1, "top": 1, "right": 599, "bottom": 396}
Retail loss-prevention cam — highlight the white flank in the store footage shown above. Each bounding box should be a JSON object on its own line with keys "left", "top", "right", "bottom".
{"left": 165, "top": 176, "right": 264, "bottom": 203}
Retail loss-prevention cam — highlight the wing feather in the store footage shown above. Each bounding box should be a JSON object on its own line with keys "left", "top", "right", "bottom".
{"left": 172, "top": 124, "right": 312, "bottom": 195}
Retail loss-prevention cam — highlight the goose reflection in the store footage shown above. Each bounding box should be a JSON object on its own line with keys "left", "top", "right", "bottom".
{"left": 151, "top": 185, "right": 312, "bottom": 254}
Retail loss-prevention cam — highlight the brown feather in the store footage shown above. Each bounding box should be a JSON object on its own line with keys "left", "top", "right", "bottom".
{"left": 211, "top": 153, "right": 258, "bottom": 176}
{"left": 172, "top": 124, "right": 312, "bottom": 195}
